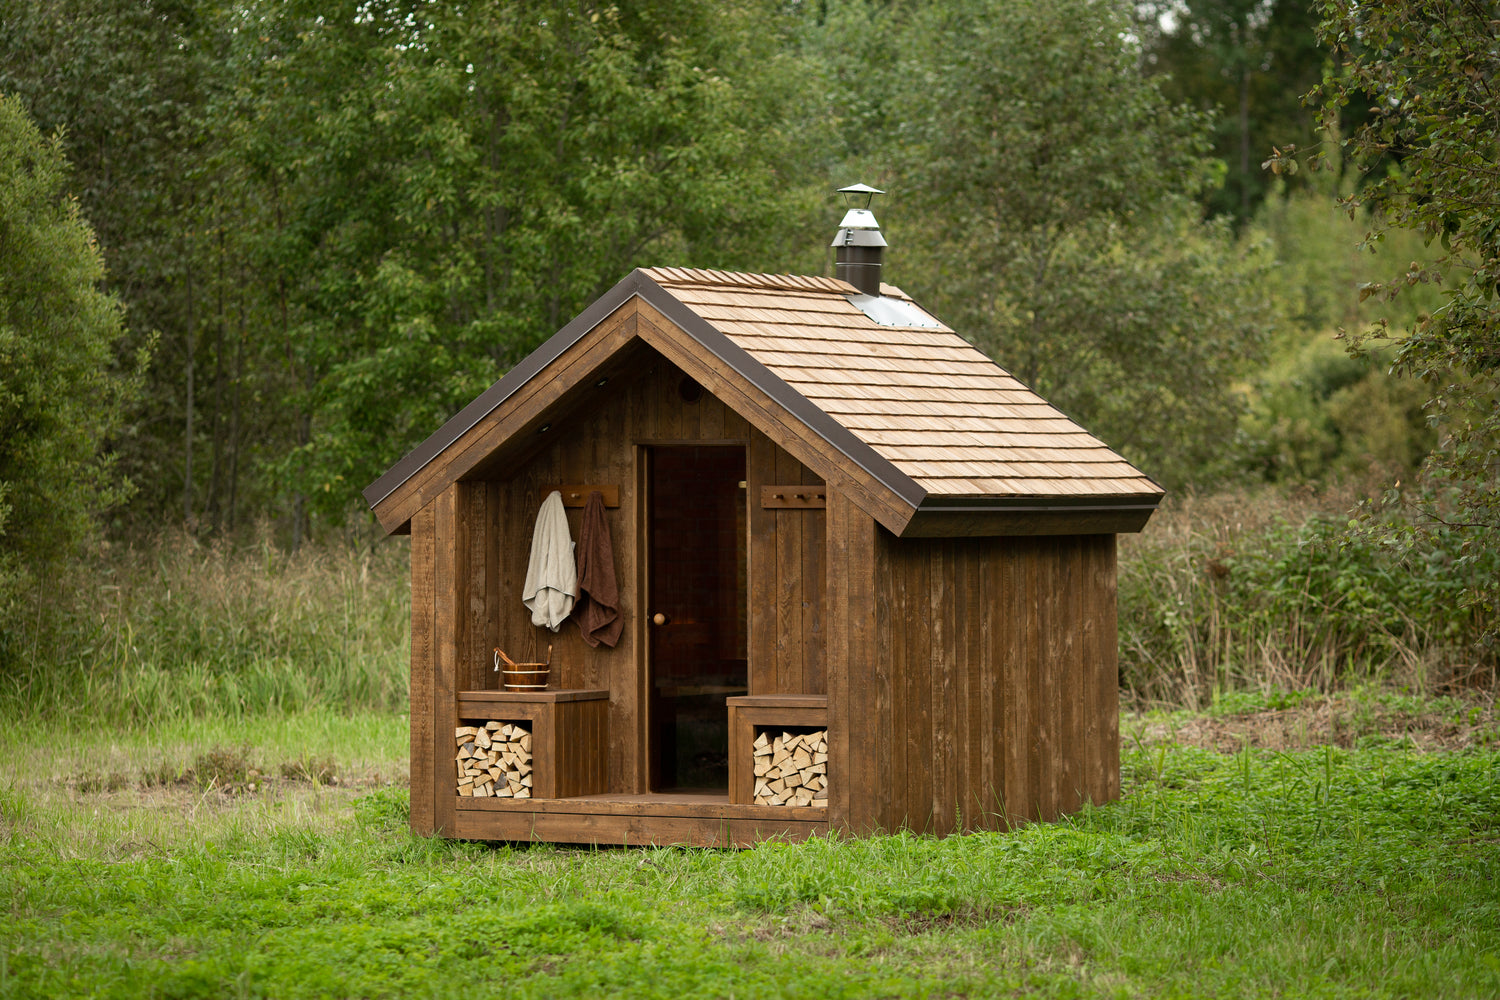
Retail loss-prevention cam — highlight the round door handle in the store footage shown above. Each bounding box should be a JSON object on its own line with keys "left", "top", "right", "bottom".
{"left": 651, "top": 612, "right": 670, "bottom": 626}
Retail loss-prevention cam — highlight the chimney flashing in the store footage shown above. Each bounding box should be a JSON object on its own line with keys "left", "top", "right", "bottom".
{"left": 846, "top": 292, "right": 943, "bottom": 329}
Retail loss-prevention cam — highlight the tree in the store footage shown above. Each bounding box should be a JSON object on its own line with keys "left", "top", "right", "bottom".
{"left": 0, "top": 95, "right": 140, "bottom": 615}
{"left": 1267, "top": 0, "right": 1500, "bottom": 647}
{"left": 891, "top": 0, "right": 1275, "bottom": 488}
{"left": 226, "top": 0, "right": 821, "bottom": 529}
{"left": 1137, "top": 0, "right": 1325, "bottom": 225}
{"left": 0, "top": 0, "right": 269, "bottom": 536}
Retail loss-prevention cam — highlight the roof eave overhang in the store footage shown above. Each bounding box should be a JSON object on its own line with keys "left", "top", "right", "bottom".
{"left": 362, "top": 270, "right": 652, "bottom": 523}
{"left": 900, "top": 492, "right": 1165, "bottom": 538}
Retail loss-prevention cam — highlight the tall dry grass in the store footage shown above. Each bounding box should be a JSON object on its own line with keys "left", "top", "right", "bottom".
{"left": 1117, "top": 484, "right": 1495, "bottom": 708}
{"left": 3, "top": 486, "right": 1493, "bottom": 727}
{"left": 0, "top": 528, "right": 410, "bottom": 725}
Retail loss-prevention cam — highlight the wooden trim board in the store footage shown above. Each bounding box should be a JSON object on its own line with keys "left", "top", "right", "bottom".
{"left": 540, "top": 485, "right": 620, "bottom": 508}
{"left": 451, "top": 807, "right": 826, "bottom": 847}
{"left": 761, "top": 485, "right": 826, "bottom": 508}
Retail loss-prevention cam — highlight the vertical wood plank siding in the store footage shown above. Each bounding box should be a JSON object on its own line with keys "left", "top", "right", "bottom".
{"left": 449, "top": 341, "right": 825, "bottom": 797}
{"left": 867, "top": 533, "right": 1120, "bottom": 833}
{"left": 748, "top": 429, "right": 826, "bottom": 698}
{"left": 825, "top": 489, "right": 879, "bottom": 834}
{"left": 408, "top": 503, "right": 436, "bottom": 835}
{"left": 432, "top": 485, "right": 463, "bottom": 836}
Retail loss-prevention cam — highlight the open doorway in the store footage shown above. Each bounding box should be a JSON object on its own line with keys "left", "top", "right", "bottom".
{"left": 646, "top": 445, "right": 747, "bottom": 791}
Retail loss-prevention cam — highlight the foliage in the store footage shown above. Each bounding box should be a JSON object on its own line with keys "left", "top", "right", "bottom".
{"left": 0, "top": 95, "right": 140, "bottom": 621}
{"left": 1237, "top": 334, "right": 1434, "bottom": 483}
{"left": 1119, "top": 489, "right": 1498, "bottom": 706}
{"left": 217, "top": 0, "right": 824, "bottom": 528}
{"left": 0, "top": 531, "right": 410, "bottom": 724}
{"left": 1136, "top": 0, "right": 1326, "bottom": 224}
{"left": 1, "top": 729, "right": 1497, "bottom": 997}
{"left": 1268, "top": 0, "right": 1500, "bottom": 646}
{"left": 0, "top": 0, "right": 247, "bottom": 532}
{"left": 889, "top": 0, "right": 1274, "bottom": 489}
{"left": 1232, "top": 172, "right": 1449, "bottom": 487}
{"left": 0, "top": 0, "right": 825, "bottom": 542}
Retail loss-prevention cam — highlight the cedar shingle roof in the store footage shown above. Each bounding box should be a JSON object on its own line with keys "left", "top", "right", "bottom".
{"left": 364, "top": 267, "right": 1162, "bottom": 536}
{"left": 642, "top": 267, "right": 1160, "bottom": 500}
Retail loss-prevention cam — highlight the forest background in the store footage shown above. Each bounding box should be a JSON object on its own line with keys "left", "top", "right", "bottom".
{"left": 0, "top": 0, "right": 1496, "bottom": 713}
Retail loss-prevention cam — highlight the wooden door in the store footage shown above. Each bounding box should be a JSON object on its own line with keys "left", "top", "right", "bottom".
{"left": 647, "top": 446, "right": 747, "bottom": 791}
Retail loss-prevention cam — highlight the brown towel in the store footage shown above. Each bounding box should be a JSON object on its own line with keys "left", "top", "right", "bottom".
{"left": 573, "top": 490, "right": 622, "bottom": 648}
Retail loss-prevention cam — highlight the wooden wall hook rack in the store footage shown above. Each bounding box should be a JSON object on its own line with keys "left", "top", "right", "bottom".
{"left": 760, "top": 485, "right": 827, "bottom": 509}
{"left": 543, "top": 484, "right": 621, "bottom": 508}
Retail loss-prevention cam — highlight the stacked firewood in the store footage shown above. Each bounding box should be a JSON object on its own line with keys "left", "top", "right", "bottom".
{"left": 752, "top": 729, "right": 828, "bottom": 806}
{"left": 455, "top": 722, "right": 532, "bottom": 798}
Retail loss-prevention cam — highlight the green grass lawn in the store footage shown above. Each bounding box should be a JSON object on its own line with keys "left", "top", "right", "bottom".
{"left": 2, "top": 706, "right": 1498, "bottom": 999}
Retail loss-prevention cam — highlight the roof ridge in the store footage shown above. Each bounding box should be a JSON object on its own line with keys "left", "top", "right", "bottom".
{"left": 642, "top": 266, "right": 856, "bottom": 295}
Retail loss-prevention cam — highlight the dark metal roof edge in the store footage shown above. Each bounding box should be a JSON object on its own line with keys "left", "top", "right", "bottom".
{"left": 632, "top": 271, "right": 928, "bottom": 511}
{"left": 913, "top": 493, "right": 1165, "bottom": 515}
{"left": 362, "top": 271, "right": 648, "bottom": 511}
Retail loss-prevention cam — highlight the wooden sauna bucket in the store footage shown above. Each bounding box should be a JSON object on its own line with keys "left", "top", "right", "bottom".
{"left": 494, "top": 646, "right": 551, "bottom": 692}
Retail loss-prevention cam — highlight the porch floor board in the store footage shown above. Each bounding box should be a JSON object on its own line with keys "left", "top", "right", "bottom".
{"left": 448, "top": 790, "right": 829, "bottom": 846}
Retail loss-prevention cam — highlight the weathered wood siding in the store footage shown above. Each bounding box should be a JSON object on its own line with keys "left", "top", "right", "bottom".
{"left": 409, "top": 342, "right": 824, "bottom": 806}
{"left": 832, "top": 529, "right": 1119, "bottom": 836}
{"left": 824, "top": 489, "right": 879, "bottom": 834}
{"left": 748, "top": 435, "right": 826, "bottom": 697}
{"left": 409, "top": 504, "right": 436, "bottom": 835}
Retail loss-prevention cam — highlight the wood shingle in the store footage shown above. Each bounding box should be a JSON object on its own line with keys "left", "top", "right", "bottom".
{"left": 645, "top": 267, "right": 1161, "bottom": 503}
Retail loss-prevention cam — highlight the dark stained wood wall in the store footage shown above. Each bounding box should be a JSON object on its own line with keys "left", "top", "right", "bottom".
{"left": 407, "top": 342, "right": 828, "bottom": 822}
{"left": 409, "top": 503, "right": 436, "bottom": 835}
{"left": 832, "top": 526, "right": 1119, "bottom": 837}
{"left": 748, "top": 436, "right": 826, "bottom": 698}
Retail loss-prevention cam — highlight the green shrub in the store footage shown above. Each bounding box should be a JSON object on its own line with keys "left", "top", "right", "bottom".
{"left": 0, "top": 94, "right": 141, "bottom": 622}
{"left": 1119, "top": 489, "right": 1497, "bottom": 705}
{"left": 1236, "top": 335, "right": 1435, "bottom": 485}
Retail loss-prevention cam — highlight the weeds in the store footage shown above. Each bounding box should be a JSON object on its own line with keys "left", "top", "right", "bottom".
{"left": 1118, "top": 486, "right": 1498, "bottom": 706}
{"left": 0, "top": 734, "right": 1495, "bottom": 998}
{"left": 0, "top": 528, "right": 409, "bottom": 725}
{"left": 3, "top": 490, "right": 1495, "bottom": 724}
{"left": 280, "top": 754, "right": 340, "bottom": 785}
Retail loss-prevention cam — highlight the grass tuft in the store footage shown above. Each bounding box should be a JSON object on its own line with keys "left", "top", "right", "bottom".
{"left": 280, "top": 754, "right": 340, "bottom": 785}
{"left": 190, "top": 745, "right": 259, "bottom": 789}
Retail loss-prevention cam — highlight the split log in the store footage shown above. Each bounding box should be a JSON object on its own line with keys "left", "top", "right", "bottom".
{"left": 752, "top": 728, "right": 829, "bottom": 807}
{"left": 455, "top": 720, "right": 534, "bottom": 798}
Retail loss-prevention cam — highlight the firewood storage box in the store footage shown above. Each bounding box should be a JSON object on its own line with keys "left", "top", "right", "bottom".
{"left": 726, "top": 695, "right": 828, "bottom": 806}
{"left": 456, "top": 689, "right": 609, "bottom": 799}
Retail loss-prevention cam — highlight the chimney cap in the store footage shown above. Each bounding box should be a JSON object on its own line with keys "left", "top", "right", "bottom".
{"left": 833, "top": 183, "right": 888, "bottom": 295}
{"left": 837, "top": 183, "right": 885, "bottom": 212}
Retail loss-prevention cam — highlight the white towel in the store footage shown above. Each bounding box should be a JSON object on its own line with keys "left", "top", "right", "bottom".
{"left": 522, "top": 491, "right": 576, "bottom": 631}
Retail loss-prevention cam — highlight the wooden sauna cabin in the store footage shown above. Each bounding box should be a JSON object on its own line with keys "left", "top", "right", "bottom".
{"left": 363, "top": 264, "right": 1163, "bottom": 847}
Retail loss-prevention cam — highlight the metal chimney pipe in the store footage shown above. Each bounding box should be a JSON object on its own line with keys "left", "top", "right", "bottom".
{"left": 832, "top": 183, "right": 887, "bottom": 296}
